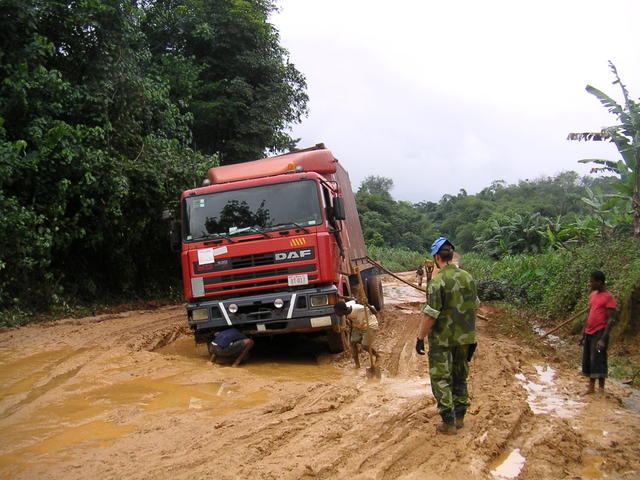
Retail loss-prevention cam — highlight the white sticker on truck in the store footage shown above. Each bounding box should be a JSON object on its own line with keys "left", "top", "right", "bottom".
{"left": 212, "top": 246, "right": 228, "bottom": 257}
{"left": 197, "top": 248, "right": 215, "bottom": 265}
{"left": 287, "top": 274, "right": 308, "bottom": 286}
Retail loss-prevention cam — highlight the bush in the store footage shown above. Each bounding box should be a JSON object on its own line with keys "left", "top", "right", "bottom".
{"left": 476, "top": 278, "right": 509, "bottom": 301}
{"left": 461, "top": 235, "right": 640, "bottom": 324}
{"left": 367, "top": 245, "right": 428, "bottom": 272}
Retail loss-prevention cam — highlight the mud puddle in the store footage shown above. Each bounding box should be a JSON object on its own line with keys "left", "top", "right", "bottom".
{"left": 580, "top": 454, "right": 605, "bottom": 479}
{"left": 490, "top": 448, "right": 526, "bottom": 479}
{"left": 158, "top": 335, "right": 345, "bottom": 382}
{"left": 515, "top": 365, "right": 584, "bottom": 418}
{"left": 383, "top": 283, "right": 425, "bottom": 305}
{"left": 0, "top": 334, "right": 345, "bottom": 476}
{"left": 2, "top": 277, "right": 639, "bottom": 480}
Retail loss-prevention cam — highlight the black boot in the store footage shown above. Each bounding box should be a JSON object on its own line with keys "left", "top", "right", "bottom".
{"left": 436, "top": 420, "right": 457, "bottom": 435}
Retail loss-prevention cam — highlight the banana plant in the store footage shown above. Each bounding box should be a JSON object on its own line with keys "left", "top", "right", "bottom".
{"left": 568, "top": 61, "right": 640, "bottom": 237}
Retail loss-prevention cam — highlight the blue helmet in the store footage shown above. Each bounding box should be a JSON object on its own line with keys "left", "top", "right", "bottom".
{"left": 430, "top": 237, "right": 454, "bottom": 257}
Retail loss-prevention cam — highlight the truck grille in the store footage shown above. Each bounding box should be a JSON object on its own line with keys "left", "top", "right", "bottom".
{"left": 203, "top": 264, "right": 314, "bottom": 286}
{"left": 193, "top": 247, "right": 315, "bottom": 274}
{"left": 206, "top": 275, "right": 318, "bottom": 293}
{"left": 230, "top": 253, "right": 274, "bottom": 268}
{"left": 194, "top": 248, "right": 318, "bottom": 295}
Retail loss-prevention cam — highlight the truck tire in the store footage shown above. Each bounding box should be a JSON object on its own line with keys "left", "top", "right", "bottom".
{"left": 366, "top": 275, "right": 384, "bottom": 312}
{"left": 327, "top": 317, "right": 348, "bottom": 353}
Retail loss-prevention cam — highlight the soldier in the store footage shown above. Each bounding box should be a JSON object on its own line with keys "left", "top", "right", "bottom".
{"left": 415, "top": 237, "right": 480, "bottom": 435}
{"left": 416, "top": 265, "right": 425, "bottom": 287}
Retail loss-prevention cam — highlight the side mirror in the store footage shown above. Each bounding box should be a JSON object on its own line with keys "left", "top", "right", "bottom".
{"left": 169, "top": 220, "right": 181, "bottom": 253}
{"left": 332, "top": 197, "right": 346, "bottom": 220}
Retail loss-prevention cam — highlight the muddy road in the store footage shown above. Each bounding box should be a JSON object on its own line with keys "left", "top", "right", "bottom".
{"left": 1, "top": 274, "right": 639, "bottom": 480}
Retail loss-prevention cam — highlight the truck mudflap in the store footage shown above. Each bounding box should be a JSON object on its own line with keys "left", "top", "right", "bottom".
{"left": 186, "top": 285, "right": 341, "bottom": 342}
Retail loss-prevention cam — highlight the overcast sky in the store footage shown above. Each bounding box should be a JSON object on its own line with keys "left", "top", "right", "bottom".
{"left": 271, "top": 0, "right": 640, "bottom": 203}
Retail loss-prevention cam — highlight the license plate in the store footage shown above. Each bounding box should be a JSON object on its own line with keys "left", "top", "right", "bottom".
{"left": 288, "top": 274, "right": 309, "bottom": 286}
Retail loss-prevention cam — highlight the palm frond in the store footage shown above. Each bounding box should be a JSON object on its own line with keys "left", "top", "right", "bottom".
{"left": 567, "top": 131, "right": 608, "bottom": 141}
{"left": 586, "top": 84, "right": 624, "bottom": 118}
{"left": 577, "top": 158, "right": 620, "bottom": 168}
{"left": 608, "top": 61, "right": 632, "bottom": 112}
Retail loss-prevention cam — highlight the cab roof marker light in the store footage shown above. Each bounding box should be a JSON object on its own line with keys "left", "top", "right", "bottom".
{"left": 286, "top": 162, "right": 305, "bottom": 173}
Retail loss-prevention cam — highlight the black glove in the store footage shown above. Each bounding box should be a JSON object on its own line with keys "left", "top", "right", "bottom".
{"left": 467, "top": 343, "right": 477, "bottom": 362}
{"left": 415, "top": 338, "right": 425, "bottom": 355}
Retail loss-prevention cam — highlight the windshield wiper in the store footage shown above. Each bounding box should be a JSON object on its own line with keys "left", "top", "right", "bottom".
{"left": 228, "top": 226, "right": 271, "bottom": 238}
{"left": 199, "top": 233, "right": 236, "bottom": 243}
{"left": 267, "top": 222, "right": 311, "bottom": 234}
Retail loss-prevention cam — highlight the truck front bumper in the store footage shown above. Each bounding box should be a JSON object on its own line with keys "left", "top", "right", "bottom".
{"left": 186, "top": 285, "right": 341, "bottom": 341}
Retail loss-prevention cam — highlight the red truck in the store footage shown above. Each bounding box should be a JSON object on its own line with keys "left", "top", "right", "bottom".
{"left": 179, "top": 144, "right": 384, "bottom": 352}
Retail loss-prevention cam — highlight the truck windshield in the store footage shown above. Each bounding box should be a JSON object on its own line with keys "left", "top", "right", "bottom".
{"left": 183, "top": 180, "right": 323, "bottom": 241}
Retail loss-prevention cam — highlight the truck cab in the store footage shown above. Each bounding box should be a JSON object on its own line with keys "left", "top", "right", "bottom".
{"left": 179, "top": 145, "right": 383, "bottom": 352}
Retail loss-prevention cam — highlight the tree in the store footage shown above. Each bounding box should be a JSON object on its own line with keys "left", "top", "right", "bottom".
{"left": 0, "top": 0, "right": 304, "bottom": 314}
{"left": 568, "top": 62, "right": 640, "bottom": 237}
{"left": 141, "top": 0, "right": 308, "bottom": 164}
{"left": 357, "top": 175, "right": 394, "bottom": 197}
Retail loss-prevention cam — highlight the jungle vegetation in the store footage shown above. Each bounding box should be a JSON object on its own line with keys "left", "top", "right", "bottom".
{"left": 1, "top": 0, "right": 307, "bottom": 320}
{"left": 1, "top": 0, "right": 638, "bottom": 341}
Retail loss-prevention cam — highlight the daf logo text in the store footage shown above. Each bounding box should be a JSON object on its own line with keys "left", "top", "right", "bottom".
{"left": 274, "top": 247, "right": 314, "bottom": 262}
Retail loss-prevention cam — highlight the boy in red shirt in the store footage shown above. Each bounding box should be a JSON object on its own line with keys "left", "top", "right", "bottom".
{"left": 581, "top": 271, "right": 616, "bottom": 394}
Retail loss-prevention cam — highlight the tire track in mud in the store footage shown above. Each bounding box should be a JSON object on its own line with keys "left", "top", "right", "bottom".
{"left": 0, "top": 307, "right": 188, "bottom": 432}
{"left": 1, "top": 278, "right": 640, "bottom": 480}
{"left": 380, "top": 303, "right": 423, "bottom": 378}
{"left": 154, "top": 301, "right": 505, "bottom": 480}
{"left": 0, "top": 347, "right": 97, "bottom": 423}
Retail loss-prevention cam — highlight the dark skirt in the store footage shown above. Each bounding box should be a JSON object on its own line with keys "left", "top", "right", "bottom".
{"left": 582, "top": 329, "right": 608, "bottom": 379}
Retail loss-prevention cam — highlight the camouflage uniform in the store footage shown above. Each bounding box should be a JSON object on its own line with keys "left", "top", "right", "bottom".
{"left": 422, "top": 264, "right": 480, "bottom": 423}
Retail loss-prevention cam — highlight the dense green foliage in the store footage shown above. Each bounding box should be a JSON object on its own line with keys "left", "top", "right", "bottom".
{"left": 142, "top": 0, "right": 308, "bottom": 163}
{"left": 356, "top": 171, "right": 612, "bottom": 256}
{"left": 366, "top": 245, "right": 426, "bottom": 273}
{"left": 461, "top": 234, "right": 640, "bottom": 334}
{"left": 0, "top": 0, "right": 306, "bottom": 316}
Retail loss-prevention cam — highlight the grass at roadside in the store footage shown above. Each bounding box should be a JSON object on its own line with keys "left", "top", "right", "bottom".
{"left": 1, "top": 295, "right": 181, "bottom": 329}
{"left": 367, "top": 245, "right": 428, "bottom": 272}
{"left": 461, "top": 235, "right": 640, "bottom": 323}
{"left": 482, "top": 301, "right": 640, "bottom": 388}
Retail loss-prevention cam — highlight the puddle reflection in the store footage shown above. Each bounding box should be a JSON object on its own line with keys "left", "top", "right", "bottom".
{"left": 490, "top": 448, "right": 526, "bottom": 479}
{"left": 158, "top": 335, "right": 345, "bottom": 382}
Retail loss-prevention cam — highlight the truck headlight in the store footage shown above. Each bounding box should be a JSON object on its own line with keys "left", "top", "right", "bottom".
{"left": 274, "top": 298, "right": 284, "bottom": 309}
{"left": 228, "top": 303, "right": 239, "bottom": 314}
{"left": 310, "top": 294, "right": 336, "bottom": 307}
{"left": 191, "top": 308, "right": 209, "bottom": 322}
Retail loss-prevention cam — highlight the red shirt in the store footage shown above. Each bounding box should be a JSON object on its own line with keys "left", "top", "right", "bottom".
{"left": 585, "top": 290, "right": 616, "bottom": 334}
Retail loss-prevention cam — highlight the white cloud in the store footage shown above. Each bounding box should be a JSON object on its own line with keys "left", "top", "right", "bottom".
{"left": 273, "top": 0, "right": 639, "bottom": 202}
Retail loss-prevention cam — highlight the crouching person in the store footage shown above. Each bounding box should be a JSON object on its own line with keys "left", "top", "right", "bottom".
{"left": 208, "top": 328, "right": 254, "bottom": 367}
{"left": 334, "top": 300, "right": 379, "bottom": 369}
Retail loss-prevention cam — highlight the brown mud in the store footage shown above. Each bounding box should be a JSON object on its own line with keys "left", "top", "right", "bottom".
{"left": 1, "top": 273, "right": 639, "bottom": 480}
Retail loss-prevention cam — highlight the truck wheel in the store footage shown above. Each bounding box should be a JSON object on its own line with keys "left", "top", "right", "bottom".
{"left": 327, "top": 329, "right": 347, "bottom": 353}
{"left": 366, "top": 275, "right": 384, "bottom": 312}
{"left": 327, "top": 315, "right": 348, "bottom": 353}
